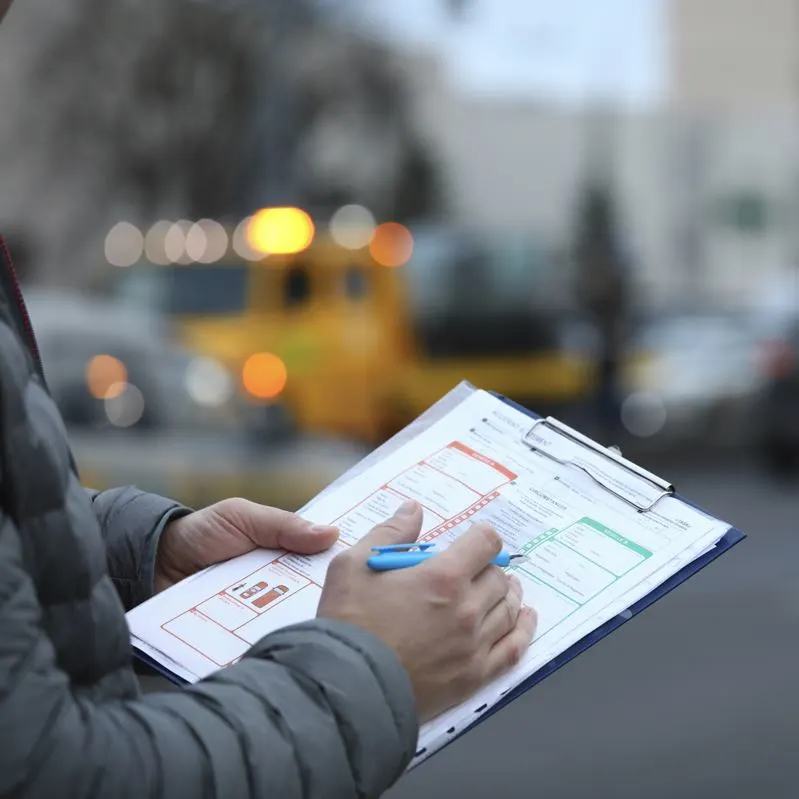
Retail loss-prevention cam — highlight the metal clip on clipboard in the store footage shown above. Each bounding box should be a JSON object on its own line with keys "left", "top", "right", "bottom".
{"left": 522, "top": 417, "right": 675, "bottom": 513}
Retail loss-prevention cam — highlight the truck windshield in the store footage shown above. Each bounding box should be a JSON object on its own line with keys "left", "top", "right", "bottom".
{"left": 404, "top": 228, "right": 564, "bottom": 357}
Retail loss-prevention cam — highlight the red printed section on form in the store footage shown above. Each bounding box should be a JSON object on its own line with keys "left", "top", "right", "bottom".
{"left": 158, "top": 440, "right": 517, "bottom": 669}
{"left": 162, "top": 559, "right": 316, "bottom": 668}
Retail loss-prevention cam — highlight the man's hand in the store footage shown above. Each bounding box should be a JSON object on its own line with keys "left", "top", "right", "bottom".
{"left": 155, "top": 498, "right": 339, "bottom": 592}
{"left": 317, "top": 500, "right": 538, "bottom": 723}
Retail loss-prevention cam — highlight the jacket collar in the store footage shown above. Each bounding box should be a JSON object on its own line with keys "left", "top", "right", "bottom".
{"left": 0, "top": 235, "right": 46, "bottom": 381}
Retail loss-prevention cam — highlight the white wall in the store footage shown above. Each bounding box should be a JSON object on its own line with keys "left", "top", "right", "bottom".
{"left": 668, "top": 0, "right": 799, "bottom": 113}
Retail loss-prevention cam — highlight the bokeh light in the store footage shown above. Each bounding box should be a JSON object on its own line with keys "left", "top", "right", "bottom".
{"left": 164, "top": 220, "right": 192, "bottom": 264}
{"left": 369, "top": 222, "right": 414, "bottom": 267}
{"left": 185, "top": 357, "right": 234, "bottom": 407}
{"left": 104, "top": 383, "right": 145, "bottom": 427}
{"left": 86, "top": 355, "right": 128, "bottom": 400}
{"left": 233, "top": 217, "right": 261, "bottom": 261}
{"left": 185, "top": 219, "right": 229, "bottom": 263}
{"left": 104, "top": 222, "right": 143, "bottom": 268}
{"left": 620, "top": 391, "right": 668, "bottom": 437}
{"left": 329, "top": 205, "right": 376, "bottom": 250}
{"left": 247, "top": 207, "right": 315, "bottom": 256}
{"left": 242, "top": 352, "right": 288, "bottom": 399}
{"left": 144, "top": 221, "right": 173, "bottom": 265}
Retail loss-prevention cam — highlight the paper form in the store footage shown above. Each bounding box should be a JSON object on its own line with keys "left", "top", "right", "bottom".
{"left": 126, "top": 388, "right": 730, "bottom": 767}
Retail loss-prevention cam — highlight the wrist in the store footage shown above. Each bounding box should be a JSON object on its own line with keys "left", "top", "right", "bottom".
{"left": 153, "top": 510, "right": 195, "bottom": 592}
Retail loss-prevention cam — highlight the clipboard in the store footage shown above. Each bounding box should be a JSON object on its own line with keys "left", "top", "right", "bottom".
{"left": 132, "top": 385, "right": 747, "bottom": 758}
{"left": 442, "top": 393, "right": 746, "bottom": 745}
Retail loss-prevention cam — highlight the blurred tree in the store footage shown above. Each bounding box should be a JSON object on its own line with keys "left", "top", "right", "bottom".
{"left": 287, "top": 29, "right": 444, "bottom": 223}
{"left": 573, "top": 106, "right": 632, "bottom": 336}
{"left": 0, "top": 0, "right": 442, "bottom": 286}
{"left": 445, "top": 0, "right": 471, "bottom": 20}
{"left": 571, "top": 177, "right": 633, "bottom": 438}
{"left": 391, "top": 137, "right": 443, "bottom": 223}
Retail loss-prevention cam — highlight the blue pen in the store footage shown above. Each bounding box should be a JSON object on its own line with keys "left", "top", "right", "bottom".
{"left": 367, "top": 543, "right": 525, "bottom": 571}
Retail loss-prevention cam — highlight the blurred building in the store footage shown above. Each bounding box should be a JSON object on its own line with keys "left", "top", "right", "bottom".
{"left": 396, "top": 32, "right": 799, "bottom": 311}
{"left": 664, "top": 0, "right": 799, "bottom": 306}
{"left": 394, "top": 45, "right": 674, "bottom": 307}
{"left": 668, "top": 0, "right": 799, "bottom": 112}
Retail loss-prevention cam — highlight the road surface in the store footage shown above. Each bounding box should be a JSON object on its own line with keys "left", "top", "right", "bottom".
{"left": 389, "top": 456, "right": 799, "bottom": 799}
{"left": 70, "top": 429, "right": 369, "bottom": 511}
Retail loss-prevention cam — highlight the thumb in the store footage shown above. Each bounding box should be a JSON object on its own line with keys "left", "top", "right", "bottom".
{"left": 353, "top": 500, "right": 424, "bottom": 552}
{"left": 239, "top": 503, "right": 339, "bottom": 554}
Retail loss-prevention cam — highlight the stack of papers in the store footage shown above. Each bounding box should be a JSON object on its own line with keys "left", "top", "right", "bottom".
{"left": 127, "top": 382, "right": 741, "bottom": 768}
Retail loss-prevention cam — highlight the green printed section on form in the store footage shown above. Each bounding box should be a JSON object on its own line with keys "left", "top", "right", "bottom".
{"left": 518, "top": 528, "right": 560, "bottom": 557}
{"left": 513, "top": 517, "right": 652, "bottom": 613}
{"left": 575, "top": 518, "right": 652, "bottom": 561}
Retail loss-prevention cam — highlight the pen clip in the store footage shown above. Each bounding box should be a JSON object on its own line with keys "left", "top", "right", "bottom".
{"left": 370, "top": 543, "right": 437, "bottom": 554}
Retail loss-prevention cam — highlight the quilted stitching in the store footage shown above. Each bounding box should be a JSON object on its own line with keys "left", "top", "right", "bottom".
{"left": 0, "top": 308, "right": 138, "bottom": 700}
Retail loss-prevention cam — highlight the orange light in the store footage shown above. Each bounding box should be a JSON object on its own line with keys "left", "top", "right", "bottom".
{"left": 86, "top": 355, "right": 127, "bottom": 400}
{"left": 242, "top": 352, "right": 288, "bottom": 399}
{"left": 369, "top": 222, "right": 414, "bottom": 267}
{"left": 246, "top": 207, "right": 315, "bottom": 256}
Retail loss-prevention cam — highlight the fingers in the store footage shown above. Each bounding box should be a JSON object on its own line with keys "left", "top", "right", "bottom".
{"left": 433, "top": 522, "right": 502, "bottom": 580}
{"left": 471, "top": 566, "right": 517, "bottom": 619}
{"left": 480, "top": 573, "right": 523, "bottom": 642}
{"left": 351, "top": 500, "right": 424, "bottom": 553}
{"left": 483, "top": 605, "right": 538, "bottom": 682}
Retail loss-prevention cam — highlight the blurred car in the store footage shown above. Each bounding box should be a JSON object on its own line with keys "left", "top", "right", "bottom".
{"left": 752, "top": 318, "right": 799, "bottom": 475}
{"left": 620, "top": 312, "right": 767, "bottom": 446}
{"left": 22, "top": 288, "right": 247, "bottom": 434}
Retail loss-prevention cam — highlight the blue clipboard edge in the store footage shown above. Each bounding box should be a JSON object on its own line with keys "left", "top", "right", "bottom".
{"left": 133, "top": 648, "right": 189, "bottom": 685}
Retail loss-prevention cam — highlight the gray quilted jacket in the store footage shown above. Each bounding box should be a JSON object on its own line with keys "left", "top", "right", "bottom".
{"left": 0, "top": 238, "right": 418, "bottom": 798}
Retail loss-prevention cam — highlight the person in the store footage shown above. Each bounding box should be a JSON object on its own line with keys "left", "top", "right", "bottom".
{"left": 0, "top": 5, "right": 536, "bottom": 795}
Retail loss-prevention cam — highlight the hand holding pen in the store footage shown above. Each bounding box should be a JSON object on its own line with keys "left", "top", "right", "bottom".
{"left": 316, "top": 500, "right": 537, "bottom": 723}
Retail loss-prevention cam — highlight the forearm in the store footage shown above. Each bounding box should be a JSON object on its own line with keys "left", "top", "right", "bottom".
{"left": 5, "top": 624, "right": 417, "bottom": 799}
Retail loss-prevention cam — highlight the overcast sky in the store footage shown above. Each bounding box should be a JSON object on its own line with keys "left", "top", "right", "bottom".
{"left": 355, "top": 0, "right": 666, "bottom": 107}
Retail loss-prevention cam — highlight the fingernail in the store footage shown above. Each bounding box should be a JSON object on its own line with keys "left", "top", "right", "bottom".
{"left": 310, "top": 524, "right": 337, "bottom": 534}
{"left": 522, "top": 605, "right": 537, "bottom": 628}
{"left": 396, "top": 500, "right": 419, "bottom": 516}
{"left": 509, "top": 574, "right": 522, "bottom": 591}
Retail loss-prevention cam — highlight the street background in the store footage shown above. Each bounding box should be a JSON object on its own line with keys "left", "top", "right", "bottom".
{"left": 1, "top": 0, "right": 798, "bottom": 796}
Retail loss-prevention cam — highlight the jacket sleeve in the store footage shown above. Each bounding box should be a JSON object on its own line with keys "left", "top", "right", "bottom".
{"left": 84, "top": 486, "right": 194, "bottom": 610}
{"left": 0, "top": 509, "right": 419, "bottom": 799}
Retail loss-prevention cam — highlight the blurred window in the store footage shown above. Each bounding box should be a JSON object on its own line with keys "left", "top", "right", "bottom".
{"left": 114, "top": 265, "right": 248, "bottom": 316}
{"left": 343, "top": 267, "right": 368, "bottom": 300}
{"left": 164, "top": 266, "right": 248, "bottom": 315}
{"left": 404, "top": 228, "right": 560, "bottom": 357}
{"left": 284, "top": 264, "right": 311, "bottom": 307}
{"left": 404, "top": 229, "right": 555, "bottom": 319}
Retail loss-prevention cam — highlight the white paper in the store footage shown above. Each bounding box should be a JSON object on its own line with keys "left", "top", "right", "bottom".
{"left": 126, "top": 386, "right": 730, "bottom": 768}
